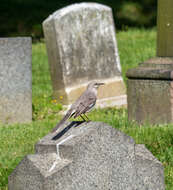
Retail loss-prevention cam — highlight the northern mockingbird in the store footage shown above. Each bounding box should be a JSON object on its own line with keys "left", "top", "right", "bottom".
{"left": 51, "top": 81, "right": 104, "bottom": 132}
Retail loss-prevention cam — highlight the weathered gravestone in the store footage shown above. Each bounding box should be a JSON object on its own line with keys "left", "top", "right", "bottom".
{"left": 0, "top": 37, "right": 32, "bottom": 124}
{"left": 126, "top": 0, "right": 173, "bottom": 124}
{"left": 8, "top": 122, "right": 165, "bottom": 190}
{"left": 43, "top": 3, "right": 126, "bottom": 109}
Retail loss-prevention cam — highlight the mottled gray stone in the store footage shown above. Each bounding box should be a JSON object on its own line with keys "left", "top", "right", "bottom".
{"left": 127, "top": 57, "right": 173, "bottom": 124}
{"left": 8, "top": 122, "right": 165, "bottom": 190}
{"left": 43, "top": 3, "right": 126, "bottom": 108}
{"left": 126, "top": 0, "right": 173, "bottom": 124}
{"left": 0, "top": 38, "right": 32, "bottom": 124}
{"left": 135, "top": 144, "right": 165, "bottom": 189}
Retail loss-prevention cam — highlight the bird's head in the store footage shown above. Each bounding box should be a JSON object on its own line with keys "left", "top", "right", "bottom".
{"left": 87, "top": 81, "right": 104, "bottom": 90}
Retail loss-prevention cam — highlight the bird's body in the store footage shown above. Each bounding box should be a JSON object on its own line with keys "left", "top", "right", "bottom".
{"left": 51, "top": 82, "right": 104, "bottom": 132}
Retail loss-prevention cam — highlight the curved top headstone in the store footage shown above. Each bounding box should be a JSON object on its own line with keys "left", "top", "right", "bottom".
{"left": 43, "top": 3, "right": 121, "bottom": 86}
{"left": 43, "top": 3, "right": 126, "bottom": 107}
{"left": 48, "top": 3, "right": 111, "bottom": 19}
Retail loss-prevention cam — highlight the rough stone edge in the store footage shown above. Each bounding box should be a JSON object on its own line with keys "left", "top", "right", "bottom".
{"left": 8, "top": 155, "right": 44, "bottom": 190}
{"left": 43, "top": 2, "right": 111, "bottom": 25}
{"left": 126, "top": 57, "right": 173, "bottom": 80}
{"left": 8, "top": 122, "right": 165, "bottom": 190}
{"left": 135, "top": 144, "right": 165, "bottom": 190}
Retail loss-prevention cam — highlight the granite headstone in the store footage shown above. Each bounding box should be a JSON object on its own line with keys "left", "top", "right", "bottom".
{"left": 0, "top": 37, "right": 32, "bottom": 124}
{"left": 43, "top": 3, "right": 126, "bottom": 109}
{"left": 126, "top": 0, "right": 173, "bottom": 124}
{"left": 8, "top": 122, "right": 165, "bottom": 190}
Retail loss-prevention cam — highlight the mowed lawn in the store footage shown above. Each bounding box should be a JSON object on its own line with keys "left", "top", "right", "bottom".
{"left": 0, "top": 28, "right": 173, "bottom": 190}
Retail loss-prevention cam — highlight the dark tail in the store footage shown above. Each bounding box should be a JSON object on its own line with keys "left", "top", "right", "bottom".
{"left": 51, "top": 109, "right": 73, "bottom": 133}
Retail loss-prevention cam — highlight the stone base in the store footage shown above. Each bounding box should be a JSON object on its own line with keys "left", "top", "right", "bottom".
{"left": 54, "top": 77, "right": 127, "bottom": 108}
{"left": 61, "top": 95, "right": 127, "bottom": 114}
{"left": 8, "top": 122, "right": 165, "bottom": 190}
{"left": 126, "top": 57, "right": 173, "bottom": 124}
{"left": 96, "top": 94, "right": 127, "bottom": 108}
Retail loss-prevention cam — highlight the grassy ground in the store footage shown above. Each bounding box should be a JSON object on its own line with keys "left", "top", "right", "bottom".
{"left": 0, "top": 28, "right": 173, "bottom": 190}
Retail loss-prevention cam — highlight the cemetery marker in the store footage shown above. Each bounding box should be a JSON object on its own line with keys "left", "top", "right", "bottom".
{"left": 43, "top": 3, "right": 126, "bottom": 110}
{"left": 8, "top": 122, "right": 165, "bottom": 190}
{"left": 126, "top": 0, "right": 173, "bottom": 124}
{"left": 0, "top": 37, "right": 32, "bottom": 124}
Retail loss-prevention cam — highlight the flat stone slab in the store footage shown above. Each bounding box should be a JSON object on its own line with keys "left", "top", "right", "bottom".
{"left": 8, "top": 122, "right": 165, "bottom": 190}
{"left": 0, "top": 37, "right": 32, "bottom": 124}
{"left": 127, "top": 57, "right": 173, "bottom": 79}
{"left": 43, "top": 3, "right": 126, "bottom": 108}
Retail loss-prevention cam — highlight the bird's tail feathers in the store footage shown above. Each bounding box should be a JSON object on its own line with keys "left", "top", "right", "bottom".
{"left": 51, "top": 108, "right": 73, "bottom": 133}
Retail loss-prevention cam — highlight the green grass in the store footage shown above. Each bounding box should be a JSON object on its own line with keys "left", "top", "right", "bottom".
{"left": 117, "top": 28, "right": 156, "bottom": 83}
{"left": 1, "top": 28, "right": 173, "bottom": 189}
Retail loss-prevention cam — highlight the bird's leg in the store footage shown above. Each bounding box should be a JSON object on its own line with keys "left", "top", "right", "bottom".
{"left": 83, "top": 113, "right": 91, "bottom": 122}
{"left": 80, "top": 115, "right": 86, "bottom": 122}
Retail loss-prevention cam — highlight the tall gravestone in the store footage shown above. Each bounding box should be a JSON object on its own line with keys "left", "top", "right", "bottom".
{"left": 126, "top": 0, "right": 173, "bottom": 124}
{"left": 43, "top": 3, "right": 126, "bottom": 109}
{"left": 8, "top": 122, "right": 165, "bottom": 190}
{"left": 0, "top": 38, "right": 32, "bottom": 124}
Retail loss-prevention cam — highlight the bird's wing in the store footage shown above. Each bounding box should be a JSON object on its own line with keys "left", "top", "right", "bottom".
{"left": 51, "top": 108, "right": 73, "bottom": 132}
{"left": 73, "top": 92, "right": 96, "bottom": 118}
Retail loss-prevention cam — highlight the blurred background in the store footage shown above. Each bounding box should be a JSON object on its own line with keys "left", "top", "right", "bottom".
{"left": 1, "top": 0, "right": 157, "bottom": 41}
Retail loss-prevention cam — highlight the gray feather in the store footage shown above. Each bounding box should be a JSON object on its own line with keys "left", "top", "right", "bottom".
{"left": 51, "top": 108, "right": 73, "bottom": 132}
